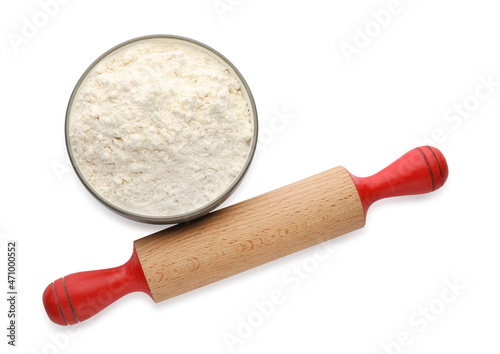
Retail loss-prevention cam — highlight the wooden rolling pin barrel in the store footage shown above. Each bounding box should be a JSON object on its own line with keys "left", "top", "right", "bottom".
{"left": 43, "top": 146, "right": 448, "bottom": 325}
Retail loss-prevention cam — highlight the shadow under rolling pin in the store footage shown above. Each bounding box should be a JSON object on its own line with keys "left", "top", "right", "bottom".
{"left": 43, "top": 146, "right": 448, "bottom": 325}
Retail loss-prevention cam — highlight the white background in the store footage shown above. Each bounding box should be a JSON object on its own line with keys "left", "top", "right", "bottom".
{"left": 1, "top": 0, "right": 499, "bottom": 353}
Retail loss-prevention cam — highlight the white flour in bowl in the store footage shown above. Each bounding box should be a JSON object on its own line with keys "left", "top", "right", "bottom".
{"left": 68, "top": 38, "right": 254, "bottom": 217}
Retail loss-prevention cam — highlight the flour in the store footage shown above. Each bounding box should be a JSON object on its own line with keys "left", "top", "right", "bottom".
{"left": 68, "top": 38, "right": 254, "bottom": 217}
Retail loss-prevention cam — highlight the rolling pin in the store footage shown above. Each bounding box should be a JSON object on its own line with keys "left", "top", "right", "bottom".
{"left": 43, "top": 146, "right": 448, "bottom": 325}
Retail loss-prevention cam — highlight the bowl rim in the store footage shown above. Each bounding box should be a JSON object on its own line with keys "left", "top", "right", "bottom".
{"left": 65, "top": 34, "right": 258, "bottom": 224}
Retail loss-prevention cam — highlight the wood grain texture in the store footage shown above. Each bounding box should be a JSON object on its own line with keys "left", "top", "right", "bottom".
{"left": 134, "top": 166, "right": 365, "bottom": 303}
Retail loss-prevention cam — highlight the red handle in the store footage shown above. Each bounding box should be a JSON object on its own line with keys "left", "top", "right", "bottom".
{"left": 349, "top": 146, "right": 448, "bottom": 215}
{"left": 42, "top": 249, "right": 151, "bottom": 326}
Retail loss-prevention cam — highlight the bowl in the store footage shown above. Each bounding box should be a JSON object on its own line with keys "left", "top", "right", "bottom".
{"left": 65, "top": 35, "right": 258, "bottom": 224}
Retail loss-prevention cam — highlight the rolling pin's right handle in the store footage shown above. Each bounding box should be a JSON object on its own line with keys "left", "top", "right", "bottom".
{"left": 349, "top": 146, "right": 448, "bottom": 214}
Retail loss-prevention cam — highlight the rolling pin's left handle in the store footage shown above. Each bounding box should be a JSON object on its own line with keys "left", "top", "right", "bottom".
{"left": 42, "top": 249, "right": 152, "bottom": 326}
{"left": 350, "top": 146, "right": 448, "bottom": 215}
